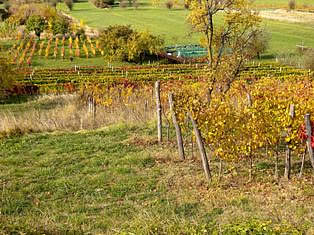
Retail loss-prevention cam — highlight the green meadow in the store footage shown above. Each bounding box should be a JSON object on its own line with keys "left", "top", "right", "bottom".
{"left": 58, "top": 0, "right": 314, "bottom": 56}
{"left": 1, "top": 121, "right": 313, "bottom": 233}
{"left": 1, "top": 1, "right": 314, "bottom": 233}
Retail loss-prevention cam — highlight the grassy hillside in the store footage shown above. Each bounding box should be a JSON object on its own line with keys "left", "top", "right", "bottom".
{"left": 58, "top": 1, "right": 199, "bottom": 45}
{"left": 0, "top": 94, "right": 313, "bottom": 234}
{"left": 58, "top": 0, "right": 314, "bottom": 56}
{"left": 1, "top": 124, "right": 314, "bottom": 234}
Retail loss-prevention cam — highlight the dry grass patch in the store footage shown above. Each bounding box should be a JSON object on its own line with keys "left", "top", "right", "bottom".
{"left": 0, "top": 94, "right": 155, "bottom": 138}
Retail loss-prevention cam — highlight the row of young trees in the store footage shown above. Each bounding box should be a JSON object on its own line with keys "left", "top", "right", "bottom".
{"left": 12, "top": 34, "right": 103, "bottom": 65}
{"left": 10, "top": 25, "right": 164, "bottom": 65}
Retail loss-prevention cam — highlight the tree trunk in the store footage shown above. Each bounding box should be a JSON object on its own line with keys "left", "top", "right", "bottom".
{"left": 155, "top": 81, "right": 162, "bottom": 143}
{"left": 187, "top": 112, "right": 211, "bottom": 181}
{"left": 168, "top": 93, "right": 185, "bottom": 160}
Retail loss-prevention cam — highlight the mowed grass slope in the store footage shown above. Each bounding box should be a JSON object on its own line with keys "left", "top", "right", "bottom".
{"left": 0, "top": 123, "right": 313, "bottom": 234}
{"left": 59, "top": 1, "right": 199, "bottom": 45}
{"left": 59, "top": 0, "right": 314, "bottom": 55}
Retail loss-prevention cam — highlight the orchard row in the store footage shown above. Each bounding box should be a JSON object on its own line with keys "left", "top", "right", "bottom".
{"left": 11, "top": 35, "right": 103, "bottom": 66}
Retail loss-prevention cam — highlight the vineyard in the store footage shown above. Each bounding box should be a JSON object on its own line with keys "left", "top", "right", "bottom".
{"left": 12, "top": 62, "right": 313, "bottom": 94}
{"left": 6, "top": 61, "right": 313, "bottom": 182}
{"left": 77, "top": 62, "right": 314, "bottom": 182}
{"left": 1, "top": 0, "right": 314, "bottom": 232}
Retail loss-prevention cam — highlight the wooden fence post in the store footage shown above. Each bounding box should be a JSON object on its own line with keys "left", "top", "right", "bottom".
{"left": 88, "top": 96, "right": 92, "bottom": 113}
{"left": 168, "top": 93, "right": 185, "bottom": 160}
{"left": 92, "top": 97, "right": 96, "bottom": 126}
{"left": 305, "top": 113, "right": 314, "bottom": 169}
{"left": 298, "top": 147, "right": 307, "bottom": 178}
{"left": 87, "top": 96, "right": 96, "bottom": 127}
{"left": 155, "top": 81, "right": 162, "bottom": 143}
{"left": 247, "top": 93, "right": 252, "bottom": 106}
{"left": 187, "top": 112, "right": 211, "bottom": 181}
{"left": 284, "top": 104, "right": 295, "bottom": 180}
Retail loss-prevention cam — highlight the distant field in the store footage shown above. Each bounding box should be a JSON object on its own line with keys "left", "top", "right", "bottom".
{"left": 58, "top": 1, "right": 199, "bottom": 45}
{"left": 58, "top": 0, "right": 314, "bottom": 56}
{"left": 253, "top": 0, "right": 314, "bottom": 9}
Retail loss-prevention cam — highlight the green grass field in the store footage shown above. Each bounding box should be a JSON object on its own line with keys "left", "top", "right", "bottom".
{"left": 58, "top": 1, "right": 199, "bottom": 45}
{"left": 0, "top": 97, "right": 313, "bottom": 234}
{"left": 3, "top": 0, "right": 314, "bottom": 68}
{"left": 58, "top": 0, "right": 314, "bottom": 56}
{"left": 1, "top": 1, "right": 314, "bottom": 233}
{"left": 1, "top": 121, "right": 313, "bottom": 233}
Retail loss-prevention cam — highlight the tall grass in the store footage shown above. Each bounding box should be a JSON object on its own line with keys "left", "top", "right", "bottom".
{"left": 0, "top": 94, "right": 155, "bottom": 138}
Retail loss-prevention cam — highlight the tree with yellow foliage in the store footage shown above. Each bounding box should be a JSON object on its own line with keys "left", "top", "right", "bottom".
{"left": 187, "top": 0, "right": 265, "bottom": 97}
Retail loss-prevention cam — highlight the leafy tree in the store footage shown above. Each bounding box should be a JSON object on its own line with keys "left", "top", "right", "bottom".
{"left": 99, "top": 25, "right": 135, "bottom": 61}
{"left": 99, "top": 25, "right": 164, "bottom": 63}
{"left": 50, "top": 16, "right": 70, "bottom": 35}
{"left": 127, "top": 31, "right": 164, "bottom": 63}
{"left": 187, "top": 0, "right": 264, "bottom": 97}
{"left": 248, "top": 30, "right": 270, "bottom": 59}
{"left": 25, "top": 15, "right": 47, "bottom": 37}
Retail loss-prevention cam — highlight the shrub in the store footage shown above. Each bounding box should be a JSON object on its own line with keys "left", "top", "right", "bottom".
{"left": 99, "top": 25, "right": 134, "bottom": 61}
{"left": 303, "top": 50, "right": 314, "bottom": 70}
{"left": 64, "top": 0, "right": 73, "bottom": 10}
{"left": 248, "top": 30, "right": 270, "bottom": 59}
{"left": 0, "top": 9, "right": 10, "bottom": 21}
{"left": 74, "top": 27, "right": 86, "bottom": 40}
{"left": 3, "top": 1, "right": 11, "bottom": 12}
{"left": 8, "top": 3, "right": 58, "bottom": 25}
{"left": 50, "top": 16, "right": 70, "bottom": 35}
{"left": 165, "top": 0, "right": 173, "bottom": 9}
{"left": 184, "top": 0, "right": 191, "bottom": 9}
{"left": 26, "top": 15, "right": 47, "bottom": 37}
{"left": 90, "top": 0, "right": 114, "bottom": 8}
{"left": 99, "top": 25, "right": 164, "bottom": 63}
{"left": 119, "top": 0, "right": 127, "bottom": 8}
{"left": 132, "top": 0, "right": 139, "bottom": 8}
{"left": 288, "top": 0, "right": 296, "bottom": 10}
{"left": 48, "top": 0, "right": 58, "bottom": 8}
{"left": 127, "top": 31, "right": 164, "bottom": 63}
{"left": 0, "top": 20, "right": 18, "bottom": 38}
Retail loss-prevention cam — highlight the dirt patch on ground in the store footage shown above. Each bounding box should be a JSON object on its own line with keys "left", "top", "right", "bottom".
{"left": 259, "top": 9, "right": 314, "bottom": 23}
